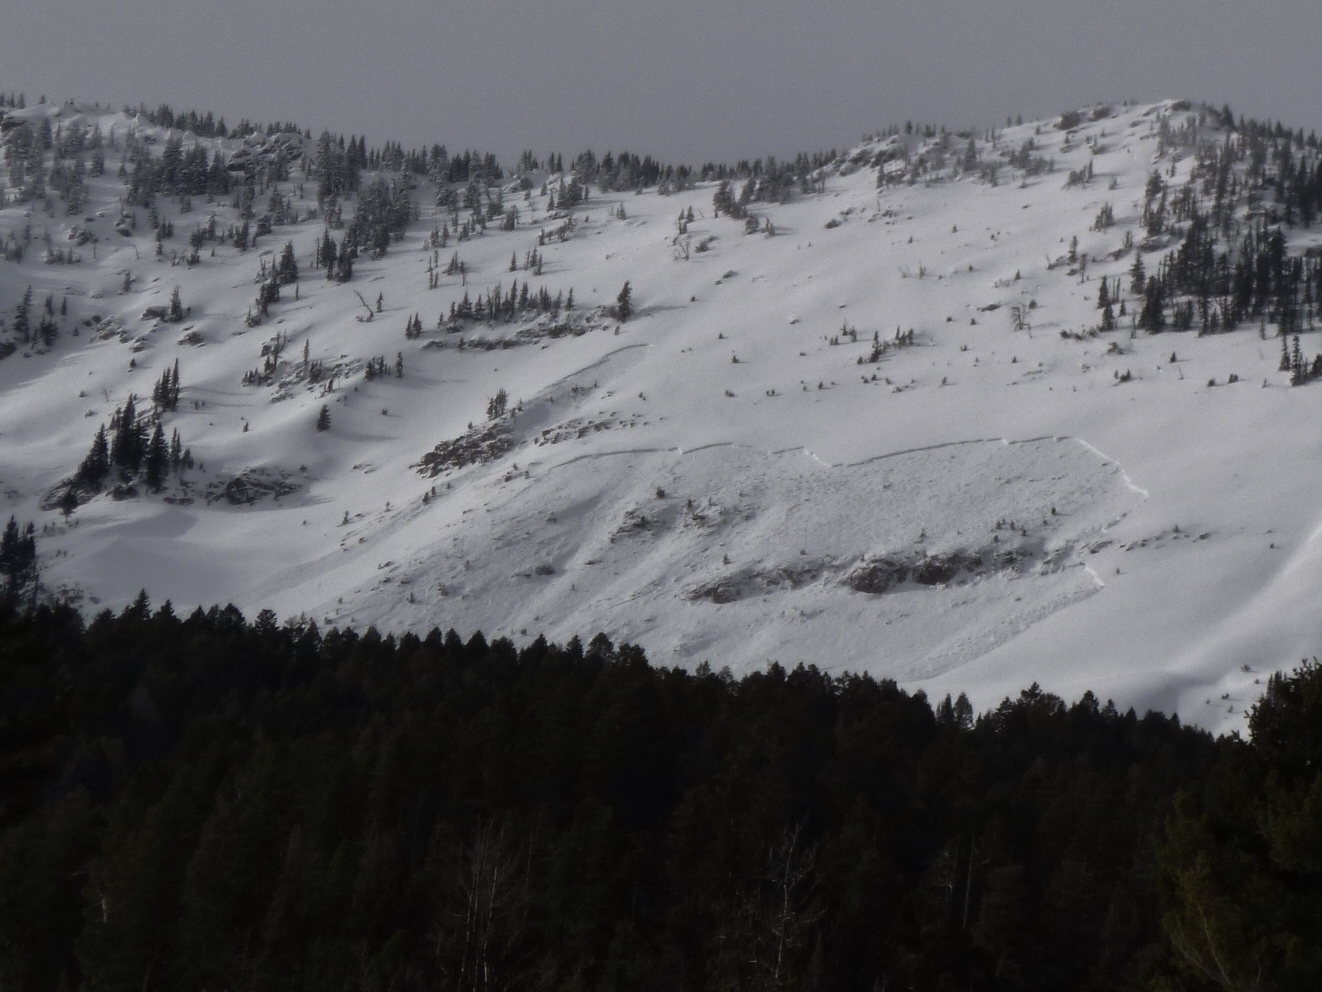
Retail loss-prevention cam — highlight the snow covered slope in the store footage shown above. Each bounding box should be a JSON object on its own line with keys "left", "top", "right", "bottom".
{"left": 1, "top": 97, "right": 1318, "bottom": 730}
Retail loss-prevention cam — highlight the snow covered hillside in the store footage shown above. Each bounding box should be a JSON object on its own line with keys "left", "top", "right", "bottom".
{"left": 1, "top": 96, "right": 1319, "bottom": 730}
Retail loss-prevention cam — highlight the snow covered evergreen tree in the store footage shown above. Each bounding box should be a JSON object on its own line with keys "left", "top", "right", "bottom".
{"left": 615, "top": 281, "right": 633, "bottom": 322}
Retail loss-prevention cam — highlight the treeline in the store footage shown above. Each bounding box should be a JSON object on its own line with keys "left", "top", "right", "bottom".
{"left": 132, "top": 102, "right": 293, "bottom": 141}
{"left": 1, "top": 599, "right": 1318, "bottom": 990}
{"left": 1, "top": 100, "right": 836, "bottom": 247}
{"left": 112, "top": 100, "right": 834, "bottom": 203}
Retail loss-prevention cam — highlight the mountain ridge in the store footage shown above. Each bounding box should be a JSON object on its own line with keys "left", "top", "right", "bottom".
{"left": 0, "top": 95, "right": 1319, "bottom": 731}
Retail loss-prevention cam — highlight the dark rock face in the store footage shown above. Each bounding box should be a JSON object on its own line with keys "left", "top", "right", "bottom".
{"left": 687, "top": 542, "right": 1042, "bottom": 607}
{"left": 688, "top": 561, "right": 828, "bottom": 605}
{"left": 417, "top": 423, "right": 514, "bottom": 477}
{"left": 911, "top": 552, "right": 982, "bottom": 586}
{"left": 846, "top": 547, "right": 1029, "bottom": 595}
{"left": 845, "top": 557, "right": 911, "bottom": 594}
{"left": 206, "top": 469, "right": 301, "bottom": 505}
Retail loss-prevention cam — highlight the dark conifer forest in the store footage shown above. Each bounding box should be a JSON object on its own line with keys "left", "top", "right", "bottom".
{"left": 0, "top": 599, "right": 1318, "bottom": 991}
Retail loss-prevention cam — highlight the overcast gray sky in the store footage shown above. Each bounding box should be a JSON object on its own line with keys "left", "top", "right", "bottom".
{"left": 5, "top": 0, "right": 1320, "bottom": 165}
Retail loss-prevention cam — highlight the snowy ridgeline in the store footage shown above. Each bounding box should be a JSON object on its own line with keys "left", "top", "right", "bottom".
{"left": 1, "top": 95, "right": 1321, "bottom": 730}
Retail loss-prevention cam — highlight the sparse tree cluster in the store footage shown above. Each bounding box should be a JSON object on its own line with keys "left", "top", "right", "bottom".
{"left": 341, "top": 175, "right": 415, "bottom": 258}
{"left": 362, "top": 353, "right": 403, "bottom": 380}
{"left": 151, "top": 359, "right": 182, "bottom": 412}
{"left": 316, "top": 229, "right": 354, "bottom": 282}
{"left": 1111, "top": 111, "right": 1322, "bottom": 336}
{"left": 1279, "top": 333, "right": 1322, "bottom": 385}
{"left": 312, "top": 130, "right": 364, "bottom": 202}
{"left": 1129, "top": 215, "right": 1322, "bottom": 335}
{"left": 7, "top": 287, "right": 61, "bottom": 348}
{"left": 445, "top": 280, "right": 575, "bottom": 326}
{"left": 242, "top": 331, "right": 288, "bottom": 384}
{"left": 72, "top": 393, "right": 191, "bottom": 499}
{"left": 121, "top": 133, "right": 232, "bottom": 205}
{"left": 134, "top": 102, "right": 230, "bottom": 137}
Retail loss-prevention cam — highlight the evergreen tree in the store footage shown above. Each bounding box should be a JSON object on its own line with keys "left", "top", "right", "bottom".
{"left": 712, "top": 180, "right": 734, "bottom": 217}
{"left": 37, "top": 313, "right": 57, "bottom": 348}
{"left": 319, "top": 229, "right": 335, "bottom": 271}
{"left": 0, "top": 516, "right": 35, "bottom": 601}
{"left": 334, "top": 246, "right": 352, "bottom": 283}
{"left": 276, "top": 240, "right": 298, "bottom": 284}
{"left": 164, "top": 363, "right": 178, "bottom": 409}
{"left": 1098, "top": 278, "right": 1116, "bottom": 331}
{"left": 1139, "top": 278, "right": 1166, "bottom": 332}
{"left": 615, "top": 281, "right": 633, "bottom": 322}
{"left": 12, "top": 286, "right": 31, "bottom": 343}
{"left": 76, "top": 425, "right": 110, "bottom": 488}
{"left": 316, "top": 405, "right": 331, "bottom": 431}
{"left": 144, "top": 424, "right": 168, "bottom": 491}
{"left": 110, "top": 395, "right": 145, "bottom": 475}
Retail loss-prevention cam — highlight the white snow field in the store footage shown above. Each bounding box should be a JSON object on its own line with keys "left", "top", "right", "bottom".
{"left": 0, "top": 97, "right": 1318, "bottom": 730}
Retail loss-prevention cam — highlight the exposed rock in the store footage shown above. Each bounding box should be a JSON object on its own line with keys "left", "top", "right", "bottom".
{"left": 845, "top": 557, "right": 911, "bottom": 594}
{"left": 689, "top": 560, "right": 829, "bottom": 604}
{"left": 845, "top": 546, "right": 1035, "bottom": 595}
{"left": 206, "top": 469, "right": 300, "bottom": 505}
{"left": 416, "top": 422, "right": 514, "bottom": 477}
